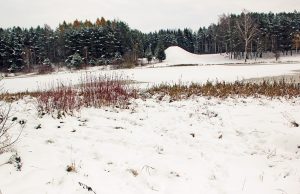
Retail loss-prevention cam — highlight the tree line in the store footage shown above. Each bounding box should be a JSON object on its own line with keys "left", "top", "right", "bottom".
{"left": 0, "top": 11, "right": 300, "bottom": 72}
{"left": 147, "top": 10, "right": 300, "bottom": 62}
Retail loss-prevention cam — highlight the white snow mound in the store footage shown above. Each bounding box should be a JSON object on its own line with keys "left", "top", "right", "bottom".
{"left": 158, "top": 46, "right": 300, "bottom": 67}
{"left": 163, "top": 46, "right": 231, "bottom": 66}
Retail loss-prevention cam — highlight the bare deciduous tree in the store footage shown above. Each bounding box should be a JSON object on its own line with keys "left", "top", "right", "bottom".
{"left": 236, "top": 10, "right": 259, "bottom": 62}
{"left": 0, "top": 103, "right": 25, "bottom": 154}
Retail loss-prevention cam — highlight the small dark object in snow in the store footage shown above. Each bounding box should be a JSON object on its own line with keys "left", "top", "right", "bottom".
{"left": 202, "top": 110, "right": 218, "bottom": 118}
{"left": 78, "top": 182, "right": 96, "bottom": 194}
{"left": 60, "top": 121, "right": 64, "bottom": 124}
{"left": 46, "top": 139, "right": 54, "bottom": 144}
{"left": 283, "top": 172, "right": 290, "bottom": 178}
{"left": 114, "top": 126, "right": 124, "bottom": 130}
{"left": 66, "top": 163, "right": 76, "bottom": 172}
{"left": 12, "top": 117, "right": 18, "bottom": 121}
{"left": 190, "top": 133, "right": 195, "bottom": 138}
{"left": 15, "top": 156, "right": 22, "bottom": 171}
{"left": 291, "top": 121, "right": 299, "bottom": 127}
{"left": 35, "top": 124, "right": 42, "bottom": 129}
{"left": 297, "top": 145, "right": 300, "bottom": 149}
{"left": 57, "top": 126, "right": 61, "bottom": 128}
{"left": 218, "top": 134, "right": 223, "bottom": 139}
{"left": 170, "top": 171, "right": 180, "bottom": 177}
{"left": 71, "top": 129, "right": 76, "bottom": 133}
{"left": 128, "top": 169, "right": 139, "bottom": 177}
{"left": 9, "top": 154, "right": 22, "bottom": 171}
{"left": 19, "top": 120, "right": 26, "bottom": 125}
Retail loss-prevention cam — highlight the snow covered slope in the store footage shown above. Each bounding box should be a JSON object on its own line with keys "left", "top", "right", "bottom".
{"left": 158, "top": 46, "right": 300, "bottom": 67}
{"left": 162, "top": 46, "right": 231, "bottom": 66}
{"left": 1, "top": 96, "right": 300, "bottom": 194}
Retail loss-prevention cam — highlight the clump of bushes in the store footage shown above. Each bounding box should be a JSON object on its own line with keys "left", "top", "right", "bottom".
{"left": 2, "top": 77, "right": 300, "bottom": 117}
{"left": 36, "top": 74, "right": 137, "bottom": 115}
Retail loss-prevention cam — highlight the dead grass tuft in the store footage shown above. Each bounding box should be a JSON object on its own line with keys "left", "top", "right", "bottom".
{"left": 66, "top": 162, "right": 77, "bottom": 173}
{"left": 147, "top": 79, "right": 300, "bottom": 100}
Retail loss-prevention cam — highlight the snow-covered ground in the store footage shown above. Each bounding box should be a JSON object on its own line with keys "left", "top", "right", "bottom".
{"left": 1, "top": 46, "right": 300, "bottom": 93}
{"left": 1, "top": 96, "right": 300, "bottom": 194}
{"left": 2, "top": 62, "right": 300, "bottom": 93}
{"left": 1, "top": 47, "right": 300, "bottom": 194}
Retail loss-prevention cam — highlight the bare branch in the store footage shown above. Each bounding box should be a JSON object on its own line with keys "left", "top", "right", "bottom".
{"left": 0, "top": 102, "right": 25, "bottom": 153}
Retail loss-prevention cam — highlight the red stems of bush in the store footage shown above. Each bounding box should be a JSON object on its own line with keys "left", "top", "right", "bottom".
{"left": 36, "top": 74, "right": 137, "bottom": 115}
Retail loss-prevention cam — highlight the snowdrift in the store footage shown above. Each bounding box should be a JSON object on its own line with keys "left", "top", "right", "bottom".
{"left": 159, "top": 46, "right": 300, "bottom": 67}
{"left": 163, "top": 46, "right": 230, "bottom": 66}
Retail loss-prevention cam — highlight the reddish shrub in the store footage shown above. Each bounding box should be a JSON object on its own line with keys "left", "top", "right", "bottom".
{"left": 36, "top": 74, "right": 137, "bottom": 115}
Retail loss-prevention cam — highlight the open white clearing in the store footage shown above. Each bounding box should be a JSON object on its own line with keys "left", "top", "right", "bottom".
{"left": 2, "top": 62, "right": 300, "bottom": 93}
{"left": 1, "top": 96, "right": 300, "bottom": 194}
{"left": 2, "top": 46, "right": 300, "bottom": 93}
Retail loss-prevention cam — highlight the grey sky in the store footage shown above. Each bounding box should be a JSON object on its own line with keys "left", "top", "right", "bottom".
{"left": 0, "top": 0, "right": 299, "bottom": 32}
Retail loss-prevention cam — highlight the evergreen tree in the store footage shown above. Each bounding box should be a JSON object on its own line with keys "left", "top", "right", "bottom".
{"left": 0, "top": 12, "right": 300, "bottom": 72}
{"left": 155, "top": 42, "right": 166, "bottom": 62}
{"left": 8, "top": 27, "right": 25, "bottom": 72}
{"left": 145, "top": 45, "right": 153, "bottom": 63}
{"left": 43, "top": 58, "right": 51, "bottom": 66}
{"left": 66, "top": 52, "right": 83, "bottom": 69}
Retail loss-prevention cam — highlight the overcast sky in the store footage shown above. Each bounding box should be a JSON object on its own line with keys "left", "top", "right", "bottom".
{"left": 0, "top": 0, "right": 299, "bottom": 32}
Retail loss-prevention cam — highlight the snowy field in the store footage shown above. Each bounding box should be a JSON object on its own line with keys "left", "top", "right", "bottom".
{"left": 1, "top": 47, "right": 300, "bottom": 194}
{"left": 1, "top": 96, "right": 300, "bottom": 194}
{"left": 2, "top": 47, "right": 300, "bottom": 93}
{"left": 2, "top": 62, "right": 300, "bottom": 93}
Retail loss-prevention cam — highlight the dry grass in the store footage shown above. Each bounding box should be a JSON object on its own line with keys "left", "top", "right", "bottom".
{"left": 0, "top": 91, "right": 36, "bottom": 102}
{"left": 147, "top": 79, "right": 300, "bottom": 100}
{"left": 66, "top": 162, "right": 77, "bottom": 173}
{"left": 128, "top": 169, "right": 139, "bottom": 177}
{"left": 1, "top": 78, "right": 300, "bottom": 116}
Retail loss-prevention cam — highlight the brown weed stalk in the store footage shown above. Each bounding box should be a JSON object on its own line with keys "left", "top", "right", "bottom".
{"left": 147, "top": 79, "right": 300, "bottom": 100}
